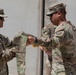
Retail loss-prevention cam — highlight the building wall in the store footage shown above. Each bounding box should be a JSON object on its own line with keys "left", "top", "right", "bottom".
{"left": 0, "top": 0, "right": 41, "bottom": 75}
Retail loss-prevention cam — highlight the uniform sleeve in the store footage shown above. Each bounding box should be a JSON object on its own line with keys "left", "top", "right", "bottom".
{"left": 0, "top": 35, "right": 16, "bottom": 62}
{"left": 32, "top": 25, "right": 51, "bottom": 48}
{"left": 33, "top": 24, "right": 65, "bottom": 49}
{"left": 41, "top": 25, "right": 52, "bottom": 42}
{"left": 0, "top": 47, "right": 16, "bottom": 62}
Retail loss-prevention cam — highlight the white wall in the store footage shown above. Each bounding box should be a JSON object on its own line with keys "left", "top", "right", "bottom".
{"left": 0, "top": 0, "right": 40, "bottom": 75}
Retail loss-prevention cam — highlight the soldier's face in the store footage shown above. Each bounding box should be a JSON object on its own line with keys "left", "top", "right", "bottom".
{"left": 0, "top": 17, "right": 4, "bottom": 28}
{"left": 49, "top": 12, "right": 60, "bottom": 25}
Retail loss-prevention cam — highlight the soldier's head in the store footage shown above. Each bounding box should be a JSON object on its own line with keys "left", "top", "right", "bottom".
{"left": 46, "top": 3, "right": 66, "bottom": 25}
{"left": 0, "top": 8, "right": 7, "bottom": 28}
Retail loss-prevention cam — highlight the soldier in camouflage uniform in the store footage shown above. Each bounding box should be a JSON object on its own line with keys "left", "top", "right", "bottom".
{"left": 0, "top": 8, "right": 16, "bottom": 75}
{"left": 26, "top": 3, "right": 76, "bottom": 75}
{"left": 40, "top": 23, "right": 57, "bottom": 75}
{"left": 41, "top": 23, "right": 53, "bottom": 75}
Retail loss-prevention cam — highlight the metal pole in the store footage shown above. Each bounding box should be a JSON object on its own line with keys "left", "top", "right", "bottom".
{"left": 40, "top": 0, "right": 45, "bottom": 75}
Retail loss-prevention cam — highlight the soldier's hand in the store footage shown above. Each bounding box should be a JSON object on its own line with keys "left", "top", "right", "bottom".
{"left": 26, "top": 36, "right": 35, "bottom": 46}
{"left": 39, "top": 46, "right": 52, "bottom": 56}
{"left": 45, "top": 50, "right": 52, "bottom": 56}
{"left": 39, "top": 46, "right": 47, "bottom": 51}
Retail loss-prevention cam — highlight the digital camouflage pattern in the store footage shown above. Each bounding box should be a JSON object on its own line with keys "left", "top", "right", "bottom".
{"left": 33, "top": 21, "right": 76, "bottom": 75}
{"left": 0, "top": 34, "right": 16, "bottom": 75}
{"left": 46, "top": 3, "right": 66, "bottom": 16}
{"left": 51, "top": 21, "right": 76, "bottom": 75}
{"left": 41, "top": 23, "right": 55, "bottom": 75}
{"left": 14, "top": 32, "right": 27, "bottom": 75}
{"left": 41, "top": 23, "right": 54, "bottom": 42}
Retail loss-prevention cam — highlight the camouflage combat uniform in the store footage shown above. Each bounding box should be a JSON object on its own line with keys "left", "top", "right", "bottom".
{"left": 0, "top": 34, "right": 16, "bottom": 75}
{"left": 41, "top": 23, "right": 56, "bottom": 75}
{"left": 33, "top": 21, "right": 76, "bottom": 75}
{"left": 14, "top": 32, "right": 27, "bottom": 75}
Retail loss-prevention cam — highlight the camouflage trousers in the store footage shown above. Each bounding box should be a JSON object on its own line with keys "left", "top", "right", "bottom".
{"left": 51, "top": 48, "right": 66, "bottom": 75}
{"left": 51, "top": 48, "right": 76, "bottom": 75}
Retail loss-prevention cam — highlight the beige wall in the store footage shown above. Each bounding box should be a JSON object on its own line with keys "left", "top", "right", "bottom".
{"left": 0, "top": 0, "right": 41, "bottom": 75}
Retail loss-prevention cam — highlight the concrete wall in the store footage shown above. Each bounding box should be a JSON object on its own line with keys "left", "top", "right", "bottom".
{"left": 0, "top": 0, "right": 41, "bottom": 75}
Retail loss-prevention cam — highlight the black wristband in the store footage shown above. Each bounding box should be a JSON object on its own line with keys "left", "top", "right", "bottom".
{"left": 34, "top": 37, "right": 38, "bottom": 43}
